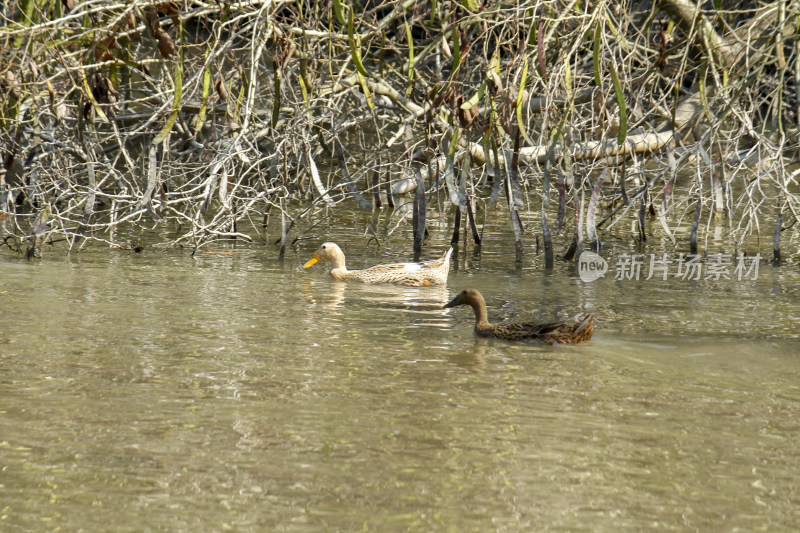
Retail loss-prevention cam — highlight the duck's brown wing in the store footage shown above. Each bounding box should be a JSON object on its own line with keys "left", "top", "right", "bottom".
{"left": 493, "top": 314, "right": 594, "bottom": 344}
{"left": 491, "top": 321, "right": 571, "bottom": 341}
{"left": 571, "top": 313, "right": 594, "bottom": 343}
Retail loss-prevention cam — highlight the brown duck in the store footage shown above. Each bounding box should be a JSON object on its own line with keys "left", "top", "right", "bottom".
{"left": 443, "top": 289, "right": 594, "bottom": 344}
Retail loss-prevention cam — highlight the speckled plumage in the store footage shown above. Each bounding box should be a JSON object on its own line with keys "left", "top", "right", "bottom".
{"left": 303, "top": 242, "right": 452, "bottom": 287}
{"left": 443, "top": 289, "right": 594, "bottom": 344}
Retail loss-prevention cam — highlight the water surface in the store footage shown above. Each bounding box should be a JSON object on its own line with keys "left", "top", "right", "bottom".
{"left": 1, "top": 207, "right": 799, "bottom": 531}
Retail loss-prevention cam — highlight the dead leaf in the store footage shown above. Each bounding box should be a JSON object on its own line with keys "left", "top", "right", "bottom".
{"left": 441, "top": 37, "right": 451, "bottom": 59}
{"left": 215, "top": 78, "right": 227, "bottom": 101}
{"left": 489, "top": 70, "right": 503, "bottom": 95}
{"left": 104, "top": 77, "right": 119, "bottom": 98}
{"left": 156, "top": 29, "right": 175, "bottom": 57}
{"left": 46, "top": 79, "right": 55, "bottom": 104}
{"left": 143, "top": 6, "right": 161, "bottom": 35}
{"left": 55, "top": 103, "right": 67, "bottom": 122}
{"left": 158, "top": 2, "right": 180, "bottom": 16}
{"left": 5, "top": 71, "right": 20, "bottom": 99}
{"left": 94, "top": 36, "right": 117, "bottom": 62}
{"left": 122, "top": 12, "right": 136, "bottom": 31}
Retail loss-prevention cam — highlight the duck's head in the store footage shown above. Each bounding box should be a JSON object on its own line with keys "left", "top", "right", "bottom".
{"left": 443, "top": 289, "right": 485, "bottom": 309}
{"left": 303, "top": 242, "right": 345, "bottom": 269}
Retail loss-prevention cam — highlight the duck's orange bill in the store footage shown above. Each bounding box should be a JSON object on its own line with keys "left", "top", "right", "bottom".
{"left": 303, "top": 253, "right": 320, "bottom": 268}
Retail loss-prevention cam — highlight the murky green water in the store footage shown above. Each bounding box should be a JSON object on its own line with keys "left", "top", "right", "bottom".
{"left": 2, "top": 205, "right": 799, "bottom": 531}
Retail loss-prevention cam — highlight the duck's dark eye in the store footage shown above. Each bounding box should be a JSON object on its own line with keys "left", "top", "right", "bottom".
{"left": 322, "top": 245, "right": 326, "bottom": 249}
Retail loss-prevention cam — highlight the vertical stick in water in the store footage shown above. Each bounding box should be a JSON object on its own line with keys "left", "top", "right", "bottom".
{"left": 690, "top": 195, "right": 701, "bottom": 255}
{"left": 541, "top": 205, "right": 553, "bottom": 270}
{"left": 620, "top": 157, "right": 629, "bottom": 205}
{"left": 585, "top": 168, "right": 606, "bottom": 250}
{"left": 412, "top": 168, "right": 426, "bottom": 261}
{"left": 577, "top": 189, "right": 585, "bottom": 253}
{"left": 450, "top": 205, "right": 461, "bottom": 248}
{"left": 488, "top": 135, "right": 503, "bottom": 204}
{"left": 412, "top": 192, "right": 419, "bottom": 257}
{"left": 279, "top": 197, "right": 287, "bottom": 261}
{"left": 509, "top": 128, "right": 523, "bottom": 196}
{"left": 29, "top": 205, "right": 50, "bottom": 259}
{"left": 505, "top": 176, "right": 524, "bottom": 264}
{"left": 542, "top": 160, "right": 551, "bottom": 210}
{"left": 506, "top": 130, "right": 524, "bottom": 265}
{"left": 711, "top": 166, "right": 724, "bottom": 219}
{"left": 774, "top": 210, "right": 782, "bottom": 262}
{"left": 142, "top": 144, "right": 161, "bottom": 216}
{"left": 565, "top": 187, "right": 585, "bottom": 262}
{"left": 555, "top": 172, "right": 565, "bottom": 236}
{"left": 372, "top": 169, "right": 381, "bottom": 209}
{"left": 656, "top": 170, "right": 676, "bottom": 245}
{"left": 444, "top": 128, "right": 461, "bottom": 207}
{"left": 663, "top": 175, "right": 674, "bottom": 212}
{"left": 457, "top": 156, "right": 469, "bottom": 208}
{"left": 638, "top": 186, "right": 647, "bottom": 241}
{"left": 466, "top": 197, "right": 481, "bottom": 247}
{"left": 80, "top": 159, "right": 96, "bottom": 233}
{"left": 384, "top": 168, "right": 394, "bottom": 209}
{"left": 664, "top": 150, "right": 676, "bottom": 213}
{"left": 262, "top": 203, "right": 271, "bottom": 235}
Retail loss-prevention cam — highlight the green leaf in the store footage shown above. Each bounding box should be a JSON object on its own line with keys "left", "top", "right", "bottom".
{"left": 355, "top": 70, "right": 374, "bottom": 109}
{"left": 299, "top": 58, "right": 310, "bottom": 102}
{"left": 448, "top": 126, "right": 460, "bottom": 155}
{"left": 515, "top": 55, "right": 530, "bottom": 142}
{"left": 592, "top": 22, "right": 602, "bottom": 86}
{"left": 404, "top": 14, "right": 414, "bottom": 96}
{"left": 460, "top": 79, "right": 485, "bottom": 110}
{"left": 698, "top": 62, "right": 714, "bottom": 122}
{"left": 13, "top": 0, "right": 36, "bottom": 48}
{"left": 154, "top": 55, "right": 183, "bottom": 144}
{"left": 333, "top": 0, "right": 346, "bottom": 26}
{"left": 527, "top": 8, "right": 537, "bottom": 48}
{"left": 609, "top": 61, "right": 626, "bottom": 145}
{"left": 195, "top": 54, "right": 211, "bottom": 135}
{"left": 347, "top": 7, "right": 368, "bottom": 78}
{"left": 346, "top": 5, "right": 373, "bottom": 108}
{"left": 80, "top": 68, "right": 109, "bottom": 122}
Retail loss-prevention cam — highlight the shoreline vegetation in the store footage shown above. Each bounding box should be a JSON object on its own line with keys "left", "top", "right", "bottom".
{"left": 1, "top": 1, "right": 798, "bottom": 262}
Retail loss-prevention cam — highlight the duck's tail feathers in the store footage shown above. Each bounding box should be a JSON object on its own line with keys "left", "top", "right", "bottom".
{"left": 574, "top": 313, "right": 594, "bottom": 336}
